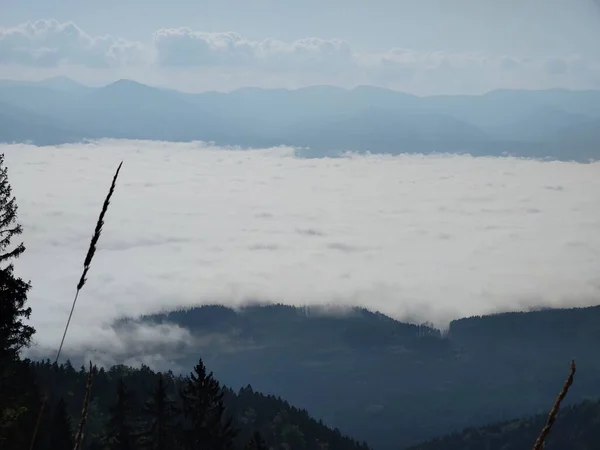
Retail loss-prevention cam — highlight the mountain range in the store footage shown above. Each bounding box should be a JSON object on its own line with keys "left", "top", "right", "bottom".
{"left": 1, "top": 77, "right": 599, "bottom": 161}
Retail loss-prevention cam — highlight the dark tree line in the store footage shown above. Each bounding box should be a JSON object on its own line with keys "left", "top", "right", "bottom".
{"left": 0, "top": 153, "right": 37, "bottom": 449}
{"left": 407, "top": 398, "right": 600, "bottom": 450}
{"left": 11, "top": 359, "right": 370, "bottom": 450}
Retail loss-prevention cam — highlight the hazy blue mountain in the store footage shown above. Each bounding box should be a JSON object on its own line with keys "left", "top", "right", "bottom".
{"left": 0, "top": 76, "right": 91, "bottom": 92}
{"left": 281, "top": 107, "right": 490, "bottom": 155}
{"left": 0, "top": 101, "right": 87, "bottom": 145}
{"left": 61, "top": 79, "right": 256, "bottom": 142}
{"left": 80, "top": 304, "right": 600, "bottom": 450}
{"left": 483, "top": 107, "right": 589, "bottom": 141}
{"left": 36, "top": 76, "right": 93, "bottom": 93}
{"left": 0, "top": 84, "right": 85, "bottom": 117}
{"left": 1, "top": 77, "right": 598, "bottom": 161}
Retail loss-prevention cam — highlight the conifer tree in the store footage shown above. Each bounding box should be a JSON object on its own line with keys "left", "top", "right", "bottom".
{"left": 245, "top": 430, "right": 269, "bottom": 450}
{"left": 0, "top": 154, "right": 36, "bottom": 448}
{"left": 141, "top": 374, "right": 178, "bottom": 450}
{"left": 0, "top": 361, "right": 42, "bottom": 450}
{"left": 180, "top": 359, "right": 237, "bottom": 450}
{"left": 49, "top": 398, "right": 74, "bottom": 450}
{"left": 105, "top": 378, "right": 137, "bottom": 450}
{"left": 0, "top": 153, "right": 34, "bottom": 360}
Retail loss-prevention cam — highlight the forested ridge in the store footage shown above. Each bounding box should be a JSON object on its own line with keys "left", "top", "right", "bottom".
{"left": 408, "top": 397, "right": 600, "bottom": 450}
{"left": 132, "top": 303, "right": 600, "bottom": 448}
{"left": 2, "top": 357, "right": 371, "bottom": 450}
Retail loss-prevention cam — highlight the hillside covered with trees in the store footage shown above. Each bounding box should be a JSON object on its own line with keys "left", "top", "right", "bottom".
{"left": 124, "top": 303, "right": 600, "bottom": 448}
{"left": 408, "top": 397, "right": 600, "bottom": 450}
{"left": 3, "top": 358, "right": 371, "bottom": 450}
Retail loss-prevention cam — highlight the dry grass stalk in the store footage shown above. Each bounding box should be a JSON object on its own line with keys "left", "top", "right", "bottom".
{"left": 29, "top": 162, "right": 123, "bottom": 450}
{"left": 56, "top": 161, "right": 123, "bottom": 362}
{"left": 73, "top": 361, "right": 94, "bottom": 450}
{"left": 531, "top": 359, "right": 576, "bottom": 450}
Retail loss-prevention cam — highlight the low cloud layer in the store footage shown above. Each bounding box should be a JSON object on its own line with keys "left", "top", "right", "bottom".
{"left": 1, "top": 19, "right": 599, "bottom": 93}
{"left": 2, "top": 140, "right": 600, "bottom": 358}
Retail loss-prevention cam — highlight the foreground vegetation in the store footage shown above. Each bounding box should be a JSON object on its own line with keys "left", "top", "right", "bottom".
{"left": 408, "top": 396, "right": 600, "bottom": 450}
{"left": 3, "top": 358, "right": 370, "bottom": 450}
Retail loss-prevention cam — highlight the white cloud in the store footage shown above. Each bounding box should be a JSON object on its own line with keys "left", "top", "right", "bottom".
{"left": 0, "top": 19, "right": 149, "bottom": 68}
{"left": 152, "top": 29, "right": 355, "bottom": 70}
{"left": 3, "top": 140, "right": 600, "bottom": 360}
{"left": 1, "top": 19, "right": 599, "bottom": 93}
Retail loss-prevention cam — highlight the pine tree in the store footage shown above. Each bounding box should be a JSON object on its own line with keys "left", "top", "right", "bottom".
{"left": 0, "top": 153, "right": 34, "bottom": 360}
{"left": 140, "top": 374, "right": 178, "bottom": 450}
{"left": 180, "top": 359, "right": 237, "bottom": 450}
{"left": 0, "top": 154, "right": 36, "bottom": 449}
{"left": 105, "top": 378, "right": 137, "bottom": 450}
{"left": 49, "top": 398, "right": 74, "bottom": 450}
{"left": 0, "top": 360, "right": 43, "bottom": 450}
{"left": 245, "top": 430, "right": 268, "bottom": 450}
{"left": 0, "top": 154, "right": 25, "bottom": 263}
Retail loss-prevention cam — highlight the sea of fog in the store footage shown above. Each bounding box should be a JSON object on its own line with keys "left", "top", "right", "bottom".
{"left": 3, "top": 139, "right": 600, "bottom": 357}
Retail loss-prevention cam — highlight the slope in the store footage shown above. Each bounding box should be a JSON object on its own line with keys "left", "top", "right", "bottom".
{"left": 407, "top": 397, "right": 600, "bottom": 450}
{"left": 98, "top": 304, "right": 600, "bottom": 450}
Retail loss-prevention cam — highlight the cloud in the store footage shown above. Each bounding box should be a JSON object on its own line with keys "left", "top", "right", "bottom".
{"left": 3, "top": 140, "right": 600, "bottom": 361}
{"left": 545, "top": 57, "right": 569, "bottom": 75}
{"left": 1, "top": 19, "right": 599, "bottom": 93}
{"left": 153, "top": 29, "right": 354, "bottom": 71}
{"left": 0, "top": 19, "right": 148, "bottom": 67}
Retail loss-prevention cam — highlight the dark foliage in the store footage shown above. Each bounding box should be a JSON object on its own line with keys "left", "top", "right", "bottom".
{"left": 104, "top": 378, "right": 138, "bottom": 450}
{"left": 135, "top": 304, "right": 600, "bottom": 449}
{"left": 180, "top": 360, "right": 237, "bottom": 450}
{"left": 245, "top": 431, "right": 268, "bottom": 450}
{"left": 48, "top": 398, "right": 75, "bottom": 450}
{"left": 408, "top": 398, "right": 600, "bottom": 450}
{"left": 0, "top": 153, "right": 34, "bottom": 362}
{"left": 140, "top": 374, "right": 178, "bottom": 450}
{"left": 0, "top": 153, "right": 36, "bottom": 449}
{"left": 4, "top": 358, "right": 371, "bottom": 450}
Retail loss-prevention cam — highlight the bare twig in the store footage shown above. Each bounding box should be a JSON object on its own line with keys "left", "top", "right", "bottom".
{"left": 532, "top": 360, "right": 576, "bottom": 450}
{"left": 73, "top": 361, "right": 94, "bottom": 450}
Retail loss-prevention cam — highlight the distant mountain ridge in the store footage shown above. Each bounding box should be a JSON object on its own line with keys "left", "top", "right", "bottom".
{"left": 1, "top": 77, "right": 599, "bottom": 161}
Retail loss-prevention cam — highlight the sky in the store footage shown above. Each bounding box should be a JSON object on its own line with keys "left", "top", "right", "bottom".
{"left": 1, "top": 0, "right": 600, "bottom": 93}
{"left": 2, "top": 140, "right": 600, "bottom": 364}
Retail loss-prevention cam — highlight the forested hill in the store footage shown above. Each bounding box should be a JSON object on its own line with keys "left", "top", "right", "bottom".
{"left": 4, "top": 358, "right": 371, "bottom": 450}
{"left": 448, "top": 304, "right": 600, "bottom": 347}
{"left": 407, "top": 397, "right": 600, "bottom": 450}
{"left": 126, "top": 304, "right": 600, "bottom": 449}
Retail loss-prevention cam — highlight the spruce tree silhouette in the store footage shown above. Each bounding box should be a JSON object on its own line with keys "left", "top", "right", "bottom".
{"left": 181, "top": 359, "right": 237, "bottom": 450}
{"left": 0, "top": 153, "right": 34, "bottom": 361}
{"left": 105, "top": 378, "right": 137, "bottom": 450}
{"left": 141, "top": 375, "right": 178, "bottom": 450}
{"left": 245, "top": 430, "right": 268, "bottom": 450}
{"left": 49, "top": 398, "right": 74, "bottom": 450}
